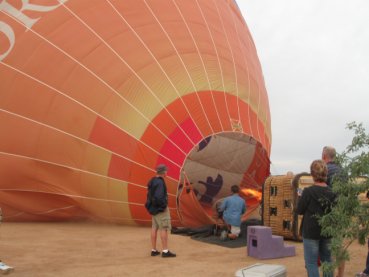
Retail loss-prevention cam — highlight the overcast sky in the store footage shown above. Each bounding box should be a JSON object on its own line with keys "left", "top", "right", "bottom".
{"left": 237, "top": 1, "right": 369, "bottom": 175}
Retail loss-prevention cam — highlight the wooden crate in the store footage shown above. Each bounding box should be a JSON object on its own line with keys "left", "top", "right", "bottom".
{"left": 262, "top": 173, "right": 313, "bottom": 241}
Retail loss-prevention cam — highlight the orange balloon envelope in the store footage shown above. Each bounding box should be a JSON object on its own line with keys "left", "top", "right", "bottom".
{"left": 0, "top": 0, "right": 271, "bottom": 227}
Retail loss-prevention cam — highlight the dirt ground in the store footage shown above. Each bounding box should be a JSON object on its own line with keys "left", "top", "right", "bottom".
{"left": 0, "top": 222, "right": 366, "bottom": 276}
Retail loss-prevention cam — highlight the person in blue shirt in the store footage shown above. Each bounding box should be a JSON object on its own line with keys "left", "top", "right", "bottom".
{"left": 219, "top": 185, "right": 246, "bottom": 239}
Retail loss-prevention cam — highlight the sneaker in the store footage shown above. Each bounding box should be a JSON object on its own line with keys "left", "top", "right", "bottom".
{"left": 220, "top": 230, "right": 228, "bottom": 241}
{"left": 151, "top": 250, "right": 160, "bottom": 256}
{"left": 0, "top": 262, "right": 14, "bottom": 274}
{"left": 162, "top": 250, "right": 176, "bottom": 258}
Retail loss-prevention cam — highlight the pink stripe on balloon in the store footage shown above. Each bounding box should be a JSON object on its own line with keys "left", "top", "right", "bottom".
{"left": 157, "top": 117, "right": 202, "bottom": 179}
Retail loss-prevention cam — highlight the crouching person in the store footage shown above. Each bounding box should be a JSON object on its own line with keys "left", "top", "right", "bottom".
{"left": 219, "top": 185, "right": 246, "bottom": 239}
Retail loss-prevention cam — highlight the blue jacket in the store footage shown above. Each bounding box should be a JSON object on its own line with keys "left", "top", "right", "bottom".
{"left": 220, "top": 194, "right": 246, "bottom": 227}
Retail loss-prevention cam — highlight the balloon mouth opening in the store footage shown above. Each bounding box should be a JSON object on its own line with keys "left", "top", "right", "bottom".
{"left": 176, "top": 132, "right": 265, "bottom": 227}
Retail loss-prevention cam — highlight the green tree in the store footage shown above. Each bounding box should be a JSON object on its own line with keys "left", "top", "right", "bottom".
{"left": 320, "top": 122, "right": 369, "bottom": 273}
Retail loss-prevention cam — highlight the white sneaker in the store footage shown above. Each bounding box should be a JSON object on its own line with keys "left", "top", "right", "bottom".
{"left": 220, "top": 230, "right": 228, "bottom": 241}
{"left": 0, "top": 262, "right": 14, "bottom": 274}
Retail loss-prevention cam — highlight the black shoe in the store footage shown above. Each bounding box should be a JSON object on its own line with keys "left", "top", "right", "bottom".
{"left": 162, "top": 250, "right": 176, "bottom": 258}
{"left": 151, "top": 250, "right": 160, "bottom": 256}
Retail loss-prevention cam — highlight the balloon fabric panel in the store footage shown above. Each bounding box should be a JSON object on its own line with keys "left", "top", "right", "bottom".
{"left": 0, "top": 0, "right": 271, "bottom": 226}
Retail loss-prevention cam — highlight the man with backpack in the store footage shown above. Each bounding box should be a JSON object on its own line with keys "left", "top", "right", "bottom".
{"left": 145, "top": 164, "right": 176, "bottom": 258}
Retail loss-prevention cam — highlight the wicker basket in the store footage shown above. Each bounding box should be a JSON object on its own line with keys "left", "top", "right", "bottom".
{"left": 262, "top": 173, "right": 313, "bottom": 241}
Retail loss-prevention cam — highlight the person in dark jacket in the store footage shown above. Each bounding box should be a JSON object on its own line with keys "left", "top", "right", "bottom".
{"left": 322, "top": 146, "right": 347, "bottom": 277}
{"left": 147, "top": 164, "right": 176, "bottom": 258}
{"left": 296, "top": 159, "right": 336, "bottom": 277}
{"left": 322, "top": 146, "right": 342, "bottom": 188}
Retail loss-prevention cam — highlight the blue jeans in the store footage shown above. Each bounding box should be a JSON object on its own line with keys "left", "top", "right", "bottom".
{"left": 303, "top": 238, "right": 333, "bottom": 277}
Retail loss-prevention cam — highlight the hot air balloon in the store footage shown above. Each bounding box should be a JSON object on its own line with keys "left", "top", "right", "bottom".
{"left": 0, "top": 0, "right": 271, "bottom": 227}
